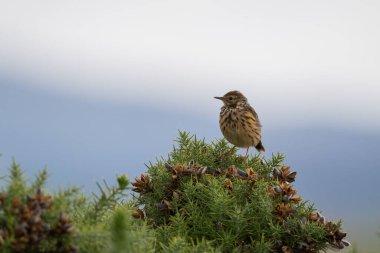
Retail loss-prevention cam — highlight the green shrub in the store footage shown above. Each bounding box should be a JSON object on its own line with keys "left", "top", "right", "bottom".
{"left": 131, "top": 131, "right": 350, "bottom": 253}
{"left": 0, "top": 161, "right": 76, "bottom": 253}
{"left": 0, "top": 131, "right": 350, "bottom": 253}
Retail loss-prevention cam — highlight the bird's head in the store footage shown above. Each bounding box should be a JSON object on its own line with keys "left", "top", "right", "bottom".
{"left": 214, "top": 90, "right": 247, "bottom": 107}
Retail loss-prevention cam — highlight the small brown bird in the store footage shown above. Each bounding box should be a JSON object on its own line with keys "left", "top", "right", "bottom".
{"left": 215, "top": 90, "right": 265, "bottom": 156}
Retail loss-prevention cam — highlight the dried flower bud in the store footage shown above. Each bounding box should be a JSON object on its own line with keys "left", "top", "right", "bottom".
{"left": 188, "top": 160, "right": 194, "bottom": 169}
{"left": 281, "top": 245, "right": 293, "bottom": 253}
{"left": 274, "top": 203, "right": 296, "bottom": 222}
{"left": 132, "top": 209, "right": 145, "bottom": 219}
{"left": 179, "top": 208, "right": 186, "bottom": 216}
{"left": 0, "top": 193, "right": 6, "bottom": 202}
{"left": 341, "top": 240, "right": 351, "bottom": 247}
{"left": 273, "top": 166, "right": 297, "bottom": 183}
{"left": 223, "top": 179, "right": 233, "bottom": 190}
{"left": 15, "top": 224, "right": 27, "bottom": 237}
{"left": 236, "top": 168, "right": 248, "bottom": 177}
{"left": 12, "top": 197, "right": 21, "bottom": 208}
{"left": 227, "top": 166, "right": 238, "bottom": 177}
{"left": 282, "top": 195, "right": 290, "bottom": 203}
{"left": 273, "top": 168, "right": 281, "bottom": 176}
{"left": 274, "top": 186, "right": 282, "bottom": 193}
{"left": 246, "top": 168, "right": 258, "bottom": 181}
{"left": 131, "top": 173, "right": 152, "bottom": 193}
{"left": 172, "top": 191, "right": 180, "bottom": 199}
{"left": 164, "top": 162, "right": 174, "bottom": 172}
{"left": 156, "top": 200, "right": 170, "bottom": 211}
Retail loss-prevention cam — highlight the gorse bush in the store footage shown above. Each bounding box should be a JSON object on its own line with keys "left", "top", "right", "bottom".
{"left": 0, "top": 161, "right": 76, "bottom": 253}
{"left": 131, "top": 131, "right": 349, "bottom": 253}
{"left": 0, "top": 131, "right": 350, "bottom": 253}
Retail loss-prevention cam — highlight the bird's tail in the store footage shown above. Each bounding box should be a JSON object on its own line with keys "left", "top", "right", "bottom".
{"left": 255, "top": 141, "right": 265, "bottom": 152}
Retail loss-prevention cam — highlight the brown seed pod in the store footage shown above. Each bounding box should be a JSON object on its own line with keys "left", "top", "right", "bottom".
{"left": 132, "top": 209, "right": 145, "bottom": 219}
{"left": 273, "top": 166, "right": 297, "bottom": 183}
{"left": 281, "top": 245, "right": 293, "bottom": 253}
{"left": 131, "top": 173, "right": 153, "bottom": 193}
{"left": 223, "top": 179, "right": 233, "bottom": 190}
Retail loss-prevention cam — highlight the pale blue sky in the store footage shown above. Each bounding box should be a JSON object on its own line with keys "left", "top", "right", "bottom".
{"left": 1, "top": 0, "right": 380, "bottom": 133}
{"left": 1, "top": 1, "right": 380, "bottom": 251}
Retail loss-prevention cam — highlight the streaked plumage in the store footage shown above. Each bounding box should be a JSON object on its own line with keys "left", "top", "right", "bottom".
{"left": 215, "top": 90, "right": 265, "bottom": 154}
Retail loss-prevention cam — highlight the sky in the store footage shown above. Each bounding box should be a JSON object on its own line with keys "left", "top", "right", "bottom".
{"left": 1, "top": 1, "right": 380, "bottom": 252}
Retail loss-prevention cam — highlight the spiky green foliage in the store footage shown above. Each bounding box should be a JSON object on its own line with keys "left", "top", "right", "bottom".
{"left": 69, "top": 174, "right": 131, "bottom": 253}
{"left": 132, "top": 131, "right": 349, "bottom": 253}
{"left": 111, "top": 208, "right": 155, "bottom": 253}
{"left": 0, "top": 131, "right": 350, "bottom": 253}
{"left": 0, "top": 162, "right": 134, "bottom": 253}
{"left": 0, "top": 160, "right": 76, "bottom": 253}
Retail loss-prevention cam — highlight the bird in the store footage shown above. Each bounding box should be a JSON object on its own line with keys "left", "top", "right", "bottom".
{"left": 214, "top": 90, "right": 265, "bottom": 156}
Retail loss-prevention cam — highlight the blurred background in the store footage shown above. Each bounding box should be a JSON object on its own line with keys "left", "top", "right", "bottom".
{"left": 1, "top": 1, "right": 379, "bottom": 252}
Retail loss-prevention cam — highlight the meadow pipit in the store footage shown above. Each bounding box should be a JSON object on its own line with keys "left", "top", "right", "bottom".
{"left": 215, "top": 90, "right": 265, "bottom": 156}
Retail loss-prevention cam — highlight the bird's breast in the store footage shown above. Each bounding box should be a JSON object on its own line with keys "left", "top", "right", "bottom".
{"left": 219, "top": 107, "right": 260, "bottom": 147}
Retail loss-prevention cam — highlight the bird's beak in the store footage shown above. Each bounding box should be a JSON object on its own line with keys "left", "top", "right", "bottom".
{"left": 214, "top": 96, "right": 223, "bottom": 100}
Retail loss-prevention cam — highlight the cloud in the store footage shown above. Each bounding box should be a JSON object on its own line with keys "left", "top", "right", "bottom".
{"left": 1, "top": 0, "right": 380, "bottom": 132}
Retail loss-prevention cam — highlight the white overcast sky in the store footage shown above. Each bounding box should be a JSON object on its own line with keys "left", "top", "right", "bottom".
{"left": 1, "top": 0, "right": 380, "bottom": 132}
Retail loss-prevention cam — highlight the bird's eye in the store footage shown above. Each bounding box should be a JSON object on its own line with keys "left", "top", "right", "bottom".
{"left": 229, "top": 96, "right": 233, "bottom": 100}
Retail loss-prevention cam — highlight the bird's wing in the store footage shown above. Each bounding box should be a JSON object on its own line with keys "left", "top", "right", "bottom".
{"left": 245, "top": 105, "right": 262, "bottom": 128}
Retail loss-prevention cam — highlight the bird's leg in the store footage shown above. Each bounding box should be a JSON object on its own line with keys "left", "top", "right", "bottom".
{"left": 245, "top": 147, "right": 250, "bottom": 157}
